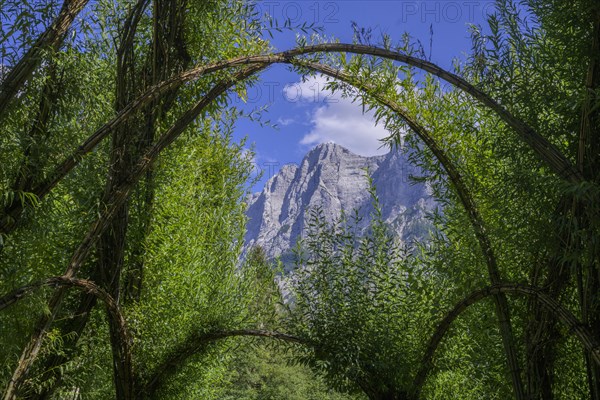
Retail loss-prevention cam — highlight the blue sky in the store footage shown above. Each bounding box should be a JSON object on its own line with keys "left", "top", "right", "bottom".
{"left": 233, "top": 1, "right": 495, "bottom": 192}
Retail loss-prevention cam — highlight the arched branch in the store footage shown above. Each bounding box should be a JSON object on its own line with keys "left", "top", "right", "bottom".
{"left": 2, "top": 43, "right": 579, "bottom": 235}
{"left": 300, "top": 62, "right": 525, "bottom": 398}
{"left": 296, "top": 44, "right": 580, "bottom": 183}
{"left": 0, "top": 276, "right": 132, "bottom": 400}
{"left": 1, "top": 277, "right": 116, "bottom": 316}
{"left": 412, "top": 283, "right": 600, "bottom": 397}
{"left": 302, "top": 62, "right": 504, "bottom": 283}
{"left": 2, "top": 64, "right": 267, "bottom": 400}
{"left": 84, "top": 42, "right": 578, "bottom": 184}
{"left": 141, "top": 329, "right": 307, "bottom": 398}
{"left": 0, "top": 0, "right": 90, "bottom": 117}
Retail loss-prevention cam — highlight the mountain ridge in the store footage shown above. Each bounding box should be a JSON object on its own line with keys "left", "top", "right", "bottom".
{"left": 244, "top": 142, "right": 435, "bottom": 267}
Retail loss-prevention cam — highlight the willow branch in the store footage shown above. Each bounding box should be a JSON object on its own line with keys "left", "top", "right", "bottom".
{"left": 0, "top": 276, "right": 132, "bottom": 400}
{"left": 142, "top": 329, "right": 306, "bottom": 398}
{"left": 0, "top": 276, "right": 128, "bottom": 342}
{"left": 413, "top": 283, "right": 600, "bottom": 396}
{"left": 0, "top": 0, "right": 89, "bottom": 117}
{"left": 299, "top": 43, "right": 580, "bottom": 182}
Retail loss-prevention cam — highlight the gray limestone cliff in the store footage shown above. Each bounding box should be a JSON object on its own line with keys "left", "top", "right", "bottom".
{"left": 244, "top": 143, "right": 436, "bottom": 267}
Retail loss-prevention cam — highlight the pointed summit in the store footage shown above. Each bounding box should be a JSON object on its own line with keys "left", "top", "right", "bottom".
{"left": 307, "top": 141, "right": 350, "bottom": 159}
{"left": 309, "top": 141, "right": 363, "bottom": 155}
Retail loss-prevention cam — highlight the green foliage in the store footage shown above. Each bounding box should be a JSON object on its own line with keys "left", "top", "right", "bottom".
{"left": 219, "top": 342, "right": 364, "bottom": 400}
{"left": 0, "top": 1, "right": 279, "bottom": 397}
{"left": 128, "top": 128, "right": 265, "bottom": 395}
{"left": 288, "top": 175, "right": 439, "bottom": 398}
{"left": 1, "top": 0, "right": 598, "bottom": 398}
{"left": 284, "top": 1, "right": 599, "bottom": 397}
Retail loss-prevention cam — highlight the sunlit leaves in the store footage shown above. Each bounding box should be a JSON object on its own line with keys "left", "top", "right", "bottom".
{"left": 288, "top": 177, "right": 438, "bottom": 397}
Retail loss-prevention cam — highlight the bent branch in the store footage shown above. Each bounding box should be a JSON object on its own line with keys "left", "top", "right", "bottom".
{"left": 141, "top": 329, "right": 306, "bottom": 398}
{"left": 0, "top": 276, "right": 132, "bottom": 400}
{"left": 413, "top": 283, "right": 600, "bottom": 396}
{"left": 298, "top": 44, "right": 580, "bottom": 183}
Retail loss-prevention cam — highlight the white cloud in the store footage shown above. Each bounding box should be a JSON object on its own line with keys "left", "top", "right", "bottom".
{"left": 276, "top": 117, "right": 295, "bottom": 127}
{"left": 285, "top": 75, "right": 391, "bottom": 156}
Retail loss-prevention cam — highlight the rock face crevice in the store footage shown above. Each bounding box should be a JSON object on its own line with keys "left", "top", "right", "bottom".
{"left": 244, "top": 143, "right": 435, "bottom": 266}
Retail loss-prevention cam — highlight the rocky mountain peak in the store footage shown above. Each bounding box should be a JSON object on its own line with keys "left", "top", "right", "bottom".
{"left": 244, "top": 143, "right": 435, "bottom": 268}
